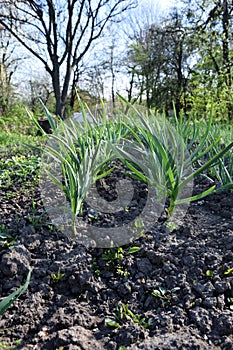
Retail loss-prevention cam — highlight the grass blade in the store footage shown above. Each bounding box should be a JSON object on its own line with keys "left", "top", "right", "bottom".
{"left": 0, "top": 269, "right": 32, "bottom": 316}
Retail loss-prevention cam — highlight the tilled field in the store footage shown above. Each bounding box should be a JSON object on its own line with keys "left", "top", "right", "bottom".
{"left": 0, "top": 150, "right": 232, "bottom": 350}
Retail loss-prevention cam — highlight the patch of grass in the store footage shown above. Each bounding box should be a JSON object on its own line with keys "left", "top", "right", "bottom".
{"left": 102, "top": 246, "right": 140, "bottom": 262}
{"left": 0, "top": 153, "right": 40, "bottom": 190}
{"left": 0, "top": 131, "right": 43, "bottom": 150}
{"left": 0, "top": 340, "right": 21, "bottom": 350}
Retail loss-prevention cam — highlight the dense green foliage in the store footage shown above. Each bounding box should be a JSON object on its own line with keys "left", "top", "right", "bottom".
{"left": 124, "top": 1, "right": 233, "bottom": 119}
{"left": 25, "top": 100, "right": 233, "bottom": 237}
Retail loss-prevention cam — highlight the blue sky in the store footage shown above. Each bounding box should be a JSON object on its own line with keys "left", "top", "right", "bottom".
{"left": 157, "top": 0, "right": 174, "bottom": 10}
{"left": 139, "top": 0, "right": 175, "bottom": 11}
{"left": 15, "top": 0, "right": 177, "bottom": 99}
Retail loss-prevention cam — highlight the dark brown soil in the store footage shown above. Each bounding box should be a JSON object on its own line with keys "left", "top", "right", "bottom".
{"left": 0, "top": 149, "right": 232, "bottom": 350}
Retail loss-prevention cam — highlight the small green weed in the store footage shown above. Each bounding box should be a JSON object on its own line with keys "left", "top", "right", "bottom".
{"left": 206, "top": 270, "right": 214, "bottom": 277}
{"left": 0, "top": 225, "right": 16, "bottom": 249}
{"left": 92, "top": 257, "right": 101, "bottom": 276}
{"left": 164, "top": 221, "right": 178, "bottom": 231}
{"left": 50, "top": 268, "right": 65, "bottom": 283}
{"left": 105, "top": 303, "right": 150, "bottom": 329}
{"left": 152, "top": 286, "right": 180, "bottom": 306}
{"left": 102, "top": 247, "right": 124, "bottom": 262}
{"left": 102, "top": 246, "right": 140, "bottom": 277}
{"left": 116, "top": 265, "right": 130, "bottom": 278}
{"left": 28, "top": 199, "right": 47, "bottom": 227}
{"left": 102, "top": 246, "right": 140, "bottom": 262}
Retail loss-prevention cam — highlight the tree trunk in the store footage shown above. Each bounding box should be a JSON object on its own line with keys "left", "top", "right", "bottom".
{"left": 176, "top": 41, "right": 184, "bottom": 115}
{"left": 222, "top": 0, "right": 232, "bottom": 118}
{"left": 127, "top": 71, "right": 135, "bottom": 102}
{"left": 222, "top": 0, "right": 231, "bottom": 87}
{"left": 70, "top": 68, "right": 79, "bottom": 111}
{"left": 61, "top": 57, "right": 72, "bottom": 118}
{"left": 51, "top": 57, "right": 62, "bottom": 117}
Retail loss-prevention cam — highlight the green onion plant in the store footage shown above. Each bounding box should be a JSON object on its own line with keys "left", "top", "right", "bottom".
{"left": 0, "top": 269, "right": 31, "bottom": 316}
{"left": 171, "top": 107, "right": 233, "bottom": 190}
{"left": 114, "top": 96, "right": 233, "bottom": 216}
{"left": 28, "top": 98, "right": 131, "bottom": 235}
{"left": 28, "top": 96, "right": 233, "bottom": 236}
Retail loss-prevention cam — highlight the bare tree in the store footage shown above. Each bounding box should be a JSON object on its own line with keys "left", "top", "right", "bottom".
{"left": 28, "top": 73, "right": 54, "bottom": 112}
{"left": 70, "top": 22, "right": 126, "bottom": 108}
{"left": 122, "top": 4, "right": 193, "bottom": 112}
{"left": 0, "top": 0, "right": 137, "bottom": 117}
{"left": 120, "top": 1, "right": 162, "bottom": 105}
{"left": 69, "top": 52, "right": 107, "bottom": 109}
{"left": 0, "top": 24, "right": 25, "bottom": 114}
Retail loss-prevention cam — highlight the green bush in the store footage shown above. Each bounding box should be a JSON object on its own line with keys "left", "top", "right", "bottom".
{"left": 0, "top": 101, "right": 37, "bottom": 135}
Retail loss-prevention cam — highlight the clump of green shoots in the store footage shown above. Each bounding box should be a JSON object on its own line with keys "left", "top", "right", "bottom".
{"left": 172, "top": 109, "right": 233, "bottom": 191}
{"left": 28, "top": 98, "right": 130, "bottom": 236}
{"left": 151, "top": 286, "right": 180, "bottom": 306}
{"left": 28, "top": 96, "right": 233, "bottom": 237}
{"left": 114, "top": 95, "right": 233, "bottom": 217}
{"left": 50, "top": 268, "right": 65, "bottom": 283}
{"left": 0, "top": 225, "right": 16, "bottom": 249}
{"left": 27, "top": 198, "right": 47, "bottom": 227}
{"left": 105, "top": 302, "right": 150, "bottom": 329}
{"left": 102, "top": 246, "right": 140, "bottom": 277}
